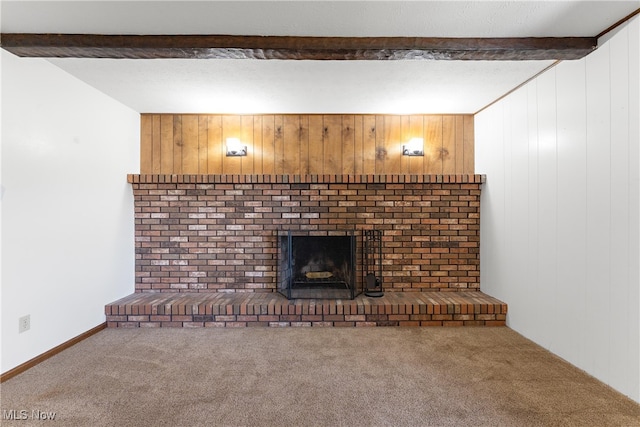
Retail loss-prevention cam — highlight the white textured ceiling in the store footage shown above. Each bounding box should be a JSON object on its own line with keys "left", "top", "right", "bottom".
{"left": 2, "top": 1, "right": 639, "bottom": 114}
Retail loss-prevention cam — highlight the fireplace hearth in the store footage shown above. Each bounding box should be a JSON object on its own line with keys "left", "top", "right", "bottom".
{"left": 278, "top": 230, "right": 358, "bottom": 299}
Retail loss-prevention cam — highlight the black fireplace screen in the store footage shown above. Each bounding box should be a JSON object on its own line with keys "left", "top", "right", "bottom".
{"left": 278, "top": 230, "right": 359, "bottom": 299}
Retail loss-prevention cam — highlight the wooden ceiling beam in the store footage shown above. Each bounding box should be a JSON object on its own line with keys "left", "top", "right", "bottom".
{"left": 0, "top": 34, "right": 597, "bottom": 61}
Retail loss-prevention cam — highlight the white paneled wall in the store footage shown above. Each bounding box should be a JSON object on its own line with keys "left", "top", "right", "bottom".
{"left": 476, "top": 16, "right": 640, "bottom": 402}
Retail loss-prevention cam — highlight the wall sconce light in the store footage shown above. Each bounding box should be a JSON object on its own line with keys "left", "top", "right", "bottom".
{"left": 226, "top": 138, "right": 247, "bottom": 157}
{"left": 402, "top": 138, "right": 424, "bottom": 156}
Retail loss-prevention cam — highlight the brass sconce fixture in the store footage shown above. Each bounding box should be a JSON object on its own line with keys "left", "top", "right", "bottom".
{"left": 226, "top": 138, "right": 247, "bottom": 156}
{"left": 402, "top": 138, "right": 424, "bottom": 156}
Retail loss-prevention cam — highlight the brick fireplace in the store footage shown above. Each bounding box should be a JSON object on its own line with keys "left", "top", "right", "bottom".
{"left": 106, "top": 173, "right": 508, "bottom": 327}
{"left": 132, "top": 173, "right": 483, "bottom": 294}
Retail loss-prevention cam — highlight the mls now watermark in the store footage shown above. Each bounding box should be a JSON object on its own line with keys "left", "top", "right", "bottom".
{"left": 3, "top": 409, "right": 57, "bottom": 421}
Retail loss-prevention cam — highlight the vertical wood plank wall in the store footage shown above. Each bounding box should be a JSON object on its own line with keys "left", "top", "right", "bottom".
{"left": 140, "top": 114, "right": 474, "bottom": 175}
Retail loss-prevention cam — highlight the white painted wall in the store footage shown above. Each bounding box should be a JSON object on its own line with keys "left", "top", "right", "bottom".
{"left": 1, "top": 50, "right": 139, "bottom": 373}
{"left": 476, "top": 16, "right": 640, "bottom": 402}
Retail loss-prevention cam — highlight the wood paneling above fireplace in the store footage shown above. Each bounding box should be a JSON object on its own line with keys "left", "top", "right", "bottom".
{"left": 140, "top": 114, "right": 474, "bottom": 176}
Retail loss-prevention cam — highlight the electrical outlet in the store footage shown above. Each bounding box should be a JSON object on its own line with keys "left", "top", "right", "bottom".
{"left": 19, "top": 315, "right": 30, "bottom": 333}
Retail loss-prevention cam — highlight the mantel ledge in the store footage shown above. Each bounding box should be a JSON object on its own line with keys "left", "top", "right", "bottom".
{"left": 127, "top": 174, "right": 485, "bottom": 184}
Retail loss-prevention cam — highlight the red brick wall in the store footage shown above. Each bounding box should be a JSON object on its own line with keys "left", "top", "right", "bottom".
{"left": 130, "top": 174, "right": 484, "bottom": 293}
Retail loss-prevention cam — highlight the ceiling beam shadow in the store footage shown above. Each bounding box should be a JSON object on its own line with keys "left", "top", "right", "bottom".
{"left": 0, "top": 34, "right": 597, "bottom": 61}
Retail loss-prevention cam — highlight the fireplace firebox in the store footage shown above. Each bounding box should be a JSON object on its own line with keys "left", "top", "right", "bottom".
{"left": 278, "top": 230, "right": 359, "bottom": 299}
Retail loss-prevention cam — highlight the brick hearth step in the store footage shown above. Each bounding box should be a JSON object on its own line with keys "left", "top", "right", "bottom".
{"left": 105, "top": 292, "right": 507, "bottom": 327}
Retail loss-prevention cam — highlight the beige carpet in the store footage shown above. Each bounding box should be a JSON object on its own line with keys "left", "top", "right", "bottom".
{"left": 1, "top": 327, "right": 638, "bottom": 427}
